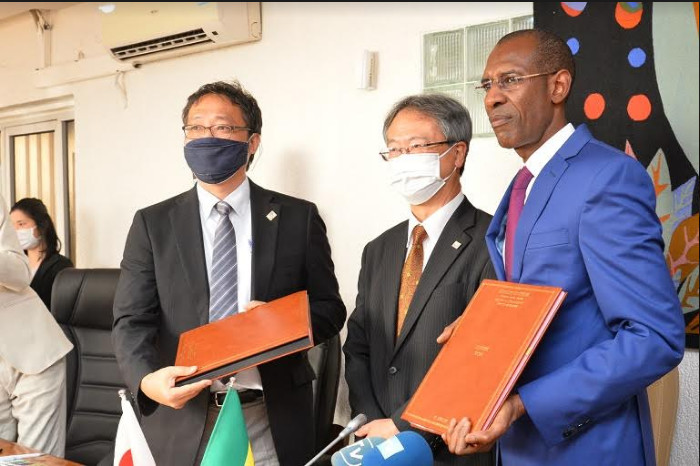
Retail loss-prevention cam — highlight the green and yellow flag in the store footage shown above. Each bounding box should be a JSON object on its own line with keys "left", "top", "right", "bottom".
{"left": 201, "top": 389, "right": 255, "bottom": 466}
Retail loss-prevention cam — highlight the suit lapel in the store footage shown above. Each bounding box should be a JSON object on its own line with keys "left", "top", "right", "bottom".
{"left": 170, "top": 187, "right": 209, "bottom": 325}
{"left": 393, "top": 199, "right": 476, "bottom": 355}
{"left": 381, "top": 223, "right": 410, "bottom": 354}
{"left": 486, "top": 185, "right": 511, "bottom": 281}
{"left": 250, "top": 180, "right": 280, "bottom": 300}
{"left": 511, "top": 125, "right": 594, "bottom": 281}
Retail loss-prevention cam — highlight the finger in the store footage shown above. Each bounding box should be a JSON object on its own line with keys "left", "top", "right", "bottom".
{"left": 464, "top": 430, "right": 493, "bottom": 448}
{"left": 245, "top": 300, "right": 266, "bottom": 311}
{"left": 355, "top": 425, "right": 368, "bottom": 437}
{"left": 167, "top": 365, "right": 199, "bottom": 377}
{"left": 453, "top": 418, "right": 472, "bottom": 455}
{"left": 442, "top": 418, "right": 456, "bottom": 446}
{"left": 436, "top": 325, "right": 454, "bottom": 344}
{"left": 170, "top": 379, "right": 211, "bottom": 401}
{"left": 464, "top": 439, "right": 495, "bottom": 454}
{"left": 449, "top": 418, "right": 468, "bottom": 454}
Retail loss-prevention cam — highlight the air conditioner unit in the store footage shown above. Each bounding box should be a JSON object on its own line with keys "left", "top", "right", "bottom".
{"left": 101, "top": 2, "right": 262, "bottom": 65}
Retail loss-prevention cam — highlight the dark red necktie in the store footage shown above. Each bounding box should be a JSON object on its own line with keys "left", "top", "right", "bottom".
{"left": 505, "top": 167, "right": 534, "bottom": 281}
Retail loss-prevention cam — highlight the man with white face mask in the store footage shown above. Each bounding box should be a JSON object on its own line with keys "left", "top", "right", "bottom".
{"left": 343, "top": 94, "right": 494, "bottom": 466}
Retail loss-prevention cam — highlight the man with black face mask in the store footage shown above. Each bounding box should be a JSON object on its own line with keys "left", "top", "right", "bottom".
{"left": 343, "top": 94, "right": 494, "bottom": 466}
{"left": 113, "top": 81, "right": 346, "bottom": 466}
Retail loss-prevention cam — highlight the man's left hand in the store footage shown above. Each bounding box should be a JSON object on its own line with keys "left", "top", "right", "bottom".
{"left": 442, "top": 394, "right": 525, "bottom": 455}
{"left": 355, "top": 419, "right": 400, "bottom": 439}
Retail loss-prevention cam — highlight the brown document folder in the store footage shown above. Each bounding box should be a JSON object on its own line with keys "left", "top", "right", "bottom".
{"left": 401, "top": 279, "right": 566, "bottom": 435}
{"left": 174, "top": 290, "right": 313, "bottom": 386}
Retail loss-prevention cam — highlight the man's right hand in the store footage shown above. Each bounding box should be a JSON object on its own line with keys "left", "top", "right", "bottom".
{"left": 140, "top": 366, "right": 212, "bottom": 409}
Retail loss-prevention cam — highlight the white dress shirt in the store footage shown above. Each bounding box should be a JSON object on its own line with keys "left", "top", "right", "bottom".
{"left": 406, "top": 192, "right": 465, "bottom": 269}
{"left": 197, "top": 178, "right": 262, "bottom": 390}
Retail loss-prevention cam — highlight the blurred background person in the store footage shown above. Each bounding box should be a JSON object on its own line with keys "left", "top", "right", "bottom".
{"left": 10, "top": 198, "right": 73, "bottom": 309}
{"left": 1, "top": 194, "right": 73, "bottom": 457}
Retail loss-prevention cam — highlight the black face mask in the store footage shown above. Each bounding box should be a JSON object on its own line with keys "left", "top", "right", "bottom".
{"left": 184, "top": 137, "right": 249, "bottom": 184}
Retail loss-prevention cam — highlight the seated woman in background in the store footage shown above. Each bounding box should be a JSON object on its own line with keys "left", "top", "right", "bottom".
{"left": 10, "top": 198, "right": 73, "bottom": 309}
{"left": 1, "top": 193, "right": 73, "bottom": 457}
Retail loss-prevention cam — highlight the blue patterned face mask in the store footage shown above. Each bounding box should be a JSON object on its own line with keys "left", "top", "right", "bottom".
{"left": 184, "top": 137, "right": 249, "bottom": 184}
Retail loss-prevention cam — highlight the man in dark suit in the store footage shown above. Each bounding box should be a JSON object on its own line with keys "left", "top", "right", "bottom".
{"left": 112, "top": 81, "right": 346, "bottom": 465}
{"left": 343, "top": 94, "right": 494, "bottom": 466}
{"left": 443, "top": 29, "right": 684, "bottom": 465}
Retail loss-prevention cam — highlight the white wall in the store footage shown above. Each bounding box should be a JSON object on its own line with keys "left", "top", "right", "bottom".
{"left": 0, "top": 3, "right": 696, "bottom": 464}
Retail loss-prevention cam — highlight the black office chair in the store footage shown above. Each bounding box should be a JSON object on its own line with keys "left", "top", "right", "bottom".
{"left": 51, "top": 268, "right": 126, "bottom": 465}
{"left": 307, "top": 333, "right": 342, "bottom": 452}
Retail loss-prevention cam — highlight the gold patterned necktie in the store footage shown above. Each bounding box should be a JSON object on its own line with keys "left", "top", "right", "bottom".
{"left": 397, "top": 225, "right": 428, "bottom": 337}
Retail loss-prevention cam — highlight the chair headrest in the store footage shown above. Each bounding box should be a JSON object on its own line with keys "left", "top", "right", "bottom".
{"left": 51, "top": 268, "right": 121, "bottom": 330}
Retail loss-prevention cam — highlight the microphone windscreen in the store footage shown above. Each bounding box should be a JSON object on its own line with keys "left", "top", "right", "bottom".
{"left": 330, "top": 437, "right": 384, "bottom": 466}
{"left": 360, "top": 431, "right": 432, "bottom": 466}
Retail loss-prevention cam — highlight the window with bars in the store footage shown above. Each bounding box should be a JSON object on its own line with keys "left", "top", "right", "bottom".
{"left": 423, "top": 15, "right": 533, "bottom": 136}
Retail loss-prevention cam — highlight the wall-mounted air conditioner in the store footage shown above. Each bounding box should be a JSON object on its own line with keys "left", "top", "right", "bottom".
{"left": 101, "top": 2, "right": 262, "bottom": 65}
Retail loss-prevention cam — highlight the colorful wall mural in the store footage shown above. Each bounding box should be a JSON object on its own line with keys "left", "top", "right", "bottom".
{"left": 534, "top": 2, "right": 699, "bottom": 347}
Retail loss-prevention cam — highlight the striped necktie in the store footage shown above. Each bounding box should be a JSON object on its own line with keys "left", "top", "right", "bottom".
{"left": 209, "top": 201, "right": 239, "bottom": 321}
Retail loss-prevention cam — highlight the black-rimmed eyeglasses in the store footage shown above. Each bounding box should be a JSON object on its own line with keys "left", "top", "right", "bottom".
{"left": 182, "top": 124, "right": 251, "bottom": 139}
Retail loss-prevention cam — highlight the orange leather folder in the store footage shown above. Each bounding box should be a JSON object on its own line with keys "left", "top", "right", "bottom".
{"left": 174, "top": 290, "right": 313, "bottom": 386}
{"left": 402, "top": 279, "right": 566, "bottom": 435}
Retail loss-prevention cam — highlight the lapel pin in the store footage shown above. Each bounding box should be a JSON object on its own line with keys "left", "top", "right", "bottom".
{"left": 451, "top": 241, "right": 461, "bottom": 250}
{"left": 266, "top": 210, "right": 277, "bottom": 221}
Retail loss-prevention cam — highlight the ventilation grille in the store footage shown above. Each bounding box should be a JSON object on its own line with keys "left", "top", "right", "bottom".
{"left": 110, "top": 28, "right": 213, "bottom": 61}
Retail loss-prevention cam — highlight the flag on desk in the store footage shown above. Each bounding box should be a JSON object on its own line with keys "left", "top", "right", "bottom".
{"left": 114, "top": 390, "right": 155, "bottom": 466}
{"left": 201, "top": 388, "right": 255, "bottom": 466}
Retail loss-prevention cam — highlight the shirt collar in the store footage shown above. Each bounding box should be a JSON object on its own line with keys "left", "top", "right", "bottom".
{"left": 407, "top": 192, "right": 465, "bottom": 247}
{"left": 525, "top": 123, "right": 575, "bottom": 178}
{"left": 197, "top": 177, "right": 251, "bottom": 219}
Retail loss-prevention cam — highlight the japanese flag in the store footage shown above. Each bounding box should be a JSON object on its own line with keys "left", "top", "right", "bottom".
{"left": 114, "top": 393, "right": 156, "bottom": 466}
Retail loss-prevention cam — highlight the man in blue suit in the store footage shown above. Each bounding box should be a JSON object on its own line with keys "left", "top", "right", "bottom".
{"left": 443, "top": 29, "right": 685, "bottom": 465}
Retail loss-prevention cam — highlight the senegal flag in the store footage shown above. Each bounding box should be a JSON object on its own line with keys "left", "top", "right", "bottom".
{"left": 201, "top": 389, "right": 255, "bottom": 466}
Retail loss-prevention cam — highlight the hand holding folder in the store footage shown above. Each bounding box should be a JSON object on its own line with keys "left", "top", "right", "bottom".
{"left": 173, "top": 290, "right": 313, "bottom": 387}
{"left": 402, "top": 280, "right": 566, "bottom": 436}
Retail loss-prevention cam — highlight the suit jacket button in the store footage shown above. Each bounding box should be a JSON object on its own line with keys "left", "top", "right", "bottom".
{"left": 388, "top": 366, "right": 398, "bottom": 375}
{"left": 562, "top": 429, "right": 572, "bottom": 439}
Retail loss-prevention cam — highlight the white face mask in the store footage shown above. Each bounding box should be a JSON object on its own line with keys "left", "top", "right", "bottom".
{"left": 387, "top": 144, "right": 457, "bottom": 205}
{"left": 16, "top": 227, "right": 40, "bottom": 250}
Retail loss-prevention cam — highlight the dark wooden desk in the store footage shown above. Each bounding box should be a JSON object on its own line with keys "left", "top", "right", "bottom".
{"left": 0, "top": 439, "right": 82, "bottom": 465}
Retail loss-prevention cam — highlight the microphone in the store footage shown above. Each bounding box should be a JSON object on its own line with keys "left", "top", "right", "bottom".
{"left": 303, "top": 414, "right": 368, "bottom": 466}
{"left": 329, "top": 437, "right": 384, "bottom": 466}
{"left": 361, "top": 431, "right": 433, "bottom": 466}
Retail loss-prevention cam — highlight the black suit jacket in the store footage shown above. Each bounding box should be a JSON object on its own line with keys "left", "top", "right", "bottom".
{"left": 112, "top": 180, "right": 346, "bottom": 465}
{"left": 343, "top": 197, "right": 494, "bottom": 466}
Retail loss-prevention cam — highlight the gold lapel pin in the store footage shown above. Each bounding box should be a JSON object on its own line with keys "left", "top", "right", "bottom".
{"left": 451, "top": 241, "right": 461, "bottom": 249}
{"left": 266, "top": 210, "right": 277, "bottom": 221}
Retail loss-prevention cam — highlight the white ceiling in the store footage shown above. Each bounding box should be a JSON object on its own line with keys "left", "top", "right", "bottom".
{"left": 0, "top": 2, "right": 80, "bottom": 22}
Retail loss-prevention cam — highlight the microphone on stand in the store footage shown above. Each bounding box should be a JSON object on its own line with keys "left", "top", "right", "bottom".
{"left": 303, "top": 414, "right": 368, "bottom": 466}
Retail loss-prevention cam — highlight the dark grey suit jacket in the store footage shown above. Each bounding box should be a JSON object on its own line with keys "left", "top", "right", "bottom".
{"left": 344, "top": 197, "right": 494, "bottom": 466}
{"left": 112, "top": 180, "right": 346, "bottom": 465}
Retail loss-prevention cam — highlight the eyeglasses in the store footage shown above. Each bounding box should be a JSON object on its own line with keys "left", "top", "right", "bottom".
{"left": 182, "top": 124, "right": 251, "bottom": 139}
{"left": 475, "top": 71, "right": 556, "bottom": 96}
{"left": 379, "top": 140, "right": 453, "bottom": 161}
